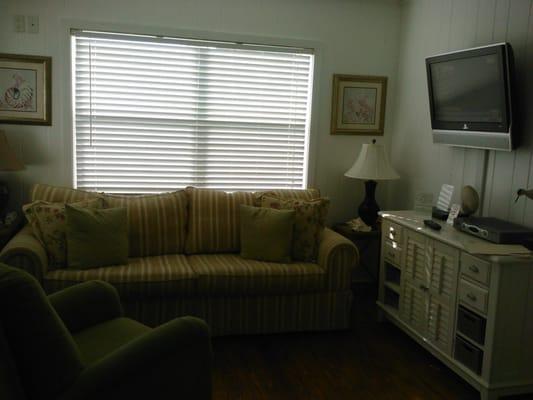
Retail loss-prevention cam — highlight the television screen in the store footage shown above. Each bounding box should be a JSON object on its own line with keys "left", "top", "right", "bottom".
{"left": 430, "top": 54, "right": 504, "bottom": 124}
{"left": 426, "top": 43, "right": 514, "bottom": 151}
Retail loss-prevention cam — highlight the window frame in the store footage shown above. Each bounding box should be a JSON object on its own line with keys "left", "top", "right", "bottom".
{"left": 63, "top": 21, "right": 322, "bottom": 193}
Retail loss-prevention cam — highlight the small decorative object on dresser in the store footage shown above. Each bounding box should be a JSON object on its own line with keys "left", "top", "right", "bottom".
{"left": 0, "top": 53, "right": 51, "bottom": 125}
{"left": 378, "top": 210, "right": 533, "bottom": 400}
{"left": 461, "top": 185, "right": 479, "bottom": 216}
{"left": 344, "top": 140, "right": 399, "bottom": 227}
{"left": 330, "top": 74, "right": 387, "bottom": 135}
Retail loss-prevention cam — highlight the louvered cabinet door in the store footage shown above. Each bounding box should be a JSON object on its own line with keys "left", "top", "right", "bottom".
{"left": 427, "top": 241, "right": 459, "bottom": 355}
{"left": 427, "top": 295, "right": 453, "bottom": 354}
{"left": 400, "top": 280, "right": 428, "bottom": 336}
{"left": 404, "top": 230, "right": 428, "bottom": 287}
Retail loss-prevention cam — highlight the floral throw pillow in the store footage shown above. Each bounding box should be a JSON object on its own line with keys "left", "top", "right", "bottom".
{"left": 260, "top": 196, "right": 329, "bottom": 262}
{"left": 23, "top": 198, "right": 106, "bottom": 270}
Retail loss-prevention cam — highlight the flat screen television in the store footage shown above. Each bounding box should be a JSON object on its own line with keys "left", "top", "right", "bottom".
{"left": 426, "top": 43, "right": 514, "bottom": 151}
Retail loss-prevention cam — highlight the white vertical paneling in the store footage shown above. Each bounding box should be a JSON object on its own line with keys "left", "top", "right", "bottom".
{"left": 434, "top": 0, "right": 458, "bottom": 202}
{"left": 462, "top": 149, "right": 481, "bottom": 188}
{"left": 488, "top": 0, "right": 516, "bottom": 221}
{"left": 476, "top": 0, "right": 498, "bottom": 217}
{"left": 520, "top": 1, "right": 533, "bottom": 224}
{"left": 506, "top": 0, "right": 532, "bottom": 223}
{"left": 475, "top": 0, "right": 497, "bottom": 43}
{"left": 390, "top": 0, "right": 533, "bottom": 227}
{"left": 447, "top": 0, "right": 467, "bottom": 201}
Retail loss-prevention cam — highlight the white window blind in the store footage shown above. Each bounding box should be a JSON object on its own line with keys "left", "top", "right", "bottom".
{"left": 72, "top": 30, "right": 314, "bottom": 193}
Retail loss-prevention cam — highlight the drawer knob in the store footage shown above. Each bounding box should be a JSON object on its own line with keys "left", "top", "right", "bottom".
{"left": 468, "top": 265, "right": 480, "bottom": 273}
{"left": 466, "top": 293, "right": 477, "bottom": 302}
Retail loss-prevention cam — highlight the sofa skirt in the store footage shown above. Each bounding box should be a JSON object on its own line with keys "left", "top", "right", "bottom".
{"left": 122, "top": 290, "right": 353, "bottom": 336}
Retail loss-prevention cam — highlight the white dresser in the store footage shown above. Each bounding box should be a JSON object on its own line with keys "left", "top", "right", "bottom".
{"left": 377, "top": 210, "right": 533, "bottom": 400}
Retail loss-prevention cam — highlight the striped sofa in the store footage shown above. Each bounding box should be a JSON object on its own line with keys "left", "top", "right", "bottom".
{"left": 0, "top": 184, "right": 359, "bottom": 336}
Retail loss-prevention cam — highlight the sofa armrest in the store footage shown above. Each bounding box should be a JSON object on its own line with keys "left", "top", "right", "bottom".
{"left": 318, "top": 228, "right": 359, "bottom": 290}
{"left": 48, "top": 281, "right": 124, "bottom": 333}
{"left": 0, "top": 225, "right": 48, "bottom": 283}
{"left": 61, "top": 316, "right": 213, "bottom": 400}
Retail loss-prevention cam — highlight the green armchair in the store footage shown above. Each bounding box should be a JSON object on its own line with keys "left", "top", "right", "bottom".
{"left": 0, "top": 263, "right": 212, "bottom": 400}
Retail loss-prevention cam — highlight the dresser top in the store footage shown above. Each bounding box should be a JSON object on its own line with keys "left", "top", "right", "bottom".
{"left": 380, "top": 210, "right": 532, "bottom": 263}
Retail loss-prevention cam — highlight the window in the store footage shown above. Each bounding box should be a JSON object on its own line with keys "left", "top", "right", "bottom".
{"left": 71, "top": 30, "right": 314, "bottom": 193}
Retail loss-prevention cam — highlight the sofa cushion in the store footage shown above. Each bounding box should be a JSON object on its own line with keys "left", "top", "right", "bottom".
{"left": 188, "top": 254, "right": 326, "bottom": 295}
{"left": 31, "top": 183, "right": 98, "bottom": 203}
{"left": 253, "top": 188, "right": 320, "bottom": 206}
{"left": 103, "top": 191, "right": 188, "bottom": 257}
{"left": 185, "top": 187, "right": 255, "bottom": 254}
{"left": 44, "top": 254, "right": 197, "bottom": 299}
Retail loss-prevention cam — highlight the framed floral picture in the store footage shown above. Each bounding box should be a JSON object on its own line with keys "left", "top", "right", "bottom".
{"left": 0, "top": 54, "right": 51, "bottom": 125}
{"left": 330, "top": 74, "right": 387, "bottom": 135}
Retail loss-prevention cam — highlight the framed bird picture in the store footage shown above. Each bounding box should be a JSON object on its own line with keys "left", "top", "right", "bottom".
{"left": 0, "top": 54, "right": 51, "bottom": 125}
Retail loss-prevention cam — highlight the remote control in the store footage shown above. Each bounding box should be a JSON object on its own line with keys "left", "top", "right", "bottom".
{"left": 423, "top": 219, "right": 442, "bottom": 231}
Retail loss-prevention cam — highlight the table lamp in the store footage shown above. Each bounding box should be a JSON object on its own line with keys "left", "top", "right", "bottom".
{"left": 0, "top": 130, "right": 25, "bottom": 217}
{"left": 344, "top": 139, "right": 399, "bottom": 227}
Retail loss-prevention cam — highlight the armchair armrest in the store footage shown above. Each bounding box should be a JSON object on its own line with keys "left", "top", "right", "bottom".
{"left": 318, "top": 228, "right": 359, "bottom": 290}
{"left": 61, "top": 316, "right": 212, "bottom": 400}
{"left": 48, "top": 280, "right": 124, "bottom": 333}
{"left": 0, "top": 225, "right": 48, "bottom": 283}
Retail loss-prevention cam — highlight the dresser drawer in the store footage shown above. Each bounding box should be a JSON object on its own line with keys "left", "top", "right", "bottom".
{"left": 459, "top": 279, "right": 489, "bottom": 314}
{"left": 383, "top": 239, "right": 402, "bottom": 266}
{"left": 457, "top": 306, "right": 486, "bottom": 346}
{"left": 384, "top": 221, "right": 403, "bottom": 244}
{"left": 454, "top": 336, "right": 483, "bottom": 375}
{"left": 461, "top": 253, "right": 490, "bottom": 286}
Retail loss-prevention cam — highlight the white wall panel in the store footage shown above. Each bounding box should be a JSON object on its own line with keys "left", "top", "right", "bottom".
{"left": 390, "top": 0, "right": 533, "bottom": 227}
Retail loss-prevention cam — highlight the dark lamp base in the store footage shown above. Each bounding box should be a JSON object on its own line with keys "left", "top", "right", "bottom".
{"left": 358, "top": 180, "right": 380, "bottom": 228}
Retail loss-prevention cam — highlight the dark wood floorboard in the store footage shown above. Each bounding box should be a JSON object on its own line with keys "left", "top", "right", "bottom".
{"left": 211, "top": 284, "right": 533, "bottom": 400}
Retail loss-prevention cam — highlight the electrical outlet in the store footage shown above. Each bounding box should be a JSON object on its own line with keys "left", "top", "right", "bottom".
{"left": 14, "top": 15, "right": 26, "bottom": 33}
{"left": 27, "top": 16, "right": 39, "bottom": 34}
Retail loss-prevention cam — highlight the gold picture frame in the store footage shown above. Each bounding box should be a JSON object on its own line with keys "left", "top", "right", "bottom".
{"left": 330, "top": 74, "right": 387, "bottom": 135}
{"left": 0, "top": 53, "right": 52, "bottom": 125}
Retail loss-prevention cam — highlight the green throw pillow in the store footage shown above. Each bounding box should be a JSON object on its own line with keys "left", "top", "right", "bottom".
{"left": 65, "top": 205, "right": 129, "bottom": 269}
{"left": 240, "top": 204, "right": 295, "bottom": 263}
{"left": 260, "top": 196, "right": 329, "bottom": 262}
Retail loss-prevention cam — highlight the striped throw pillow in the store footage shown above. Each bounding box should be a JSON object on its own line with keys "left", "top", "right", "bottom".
{"left": 31, "top": 183, "right": 98, "bottom": 203}
{"left": 103, "top": 191, "right": 188, "bottom": 257}
{"left": 253, "top": 188, "right": 321, "bottom": 206}
{"left": 185, "top": 187, "right": 255, "bottom": 254}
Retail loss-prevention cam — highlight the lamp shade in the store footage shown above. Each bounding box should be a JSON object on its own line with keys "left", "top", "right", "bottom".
{"left": 0, "top": 131, "right": 24, "bottom": 171}
{"left": 344, "top": 141, "right": 399, "bottom": 181}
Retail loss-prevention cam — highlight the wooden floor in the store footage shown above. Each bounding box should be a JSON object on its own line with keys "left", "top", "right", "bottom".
{"left": 211, "top": 284, "right": 533, "bottom": 400}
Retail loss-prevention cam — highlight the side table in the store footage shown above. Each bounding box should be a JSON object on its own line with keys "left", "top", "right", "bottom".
{"left": 0, "top": 212, "right": 24, "bottom": 250}
{"left": 332, "top": 223, "right": 381, "bottom": 284}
